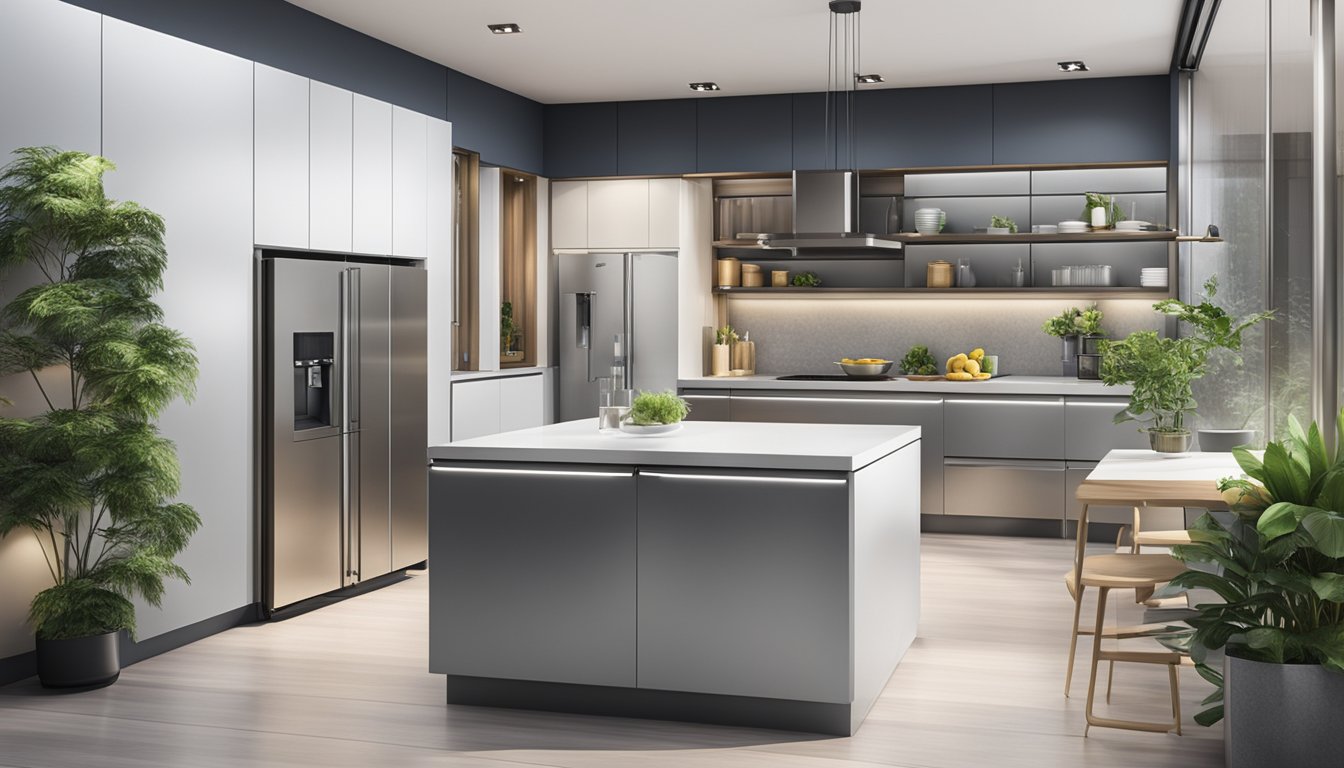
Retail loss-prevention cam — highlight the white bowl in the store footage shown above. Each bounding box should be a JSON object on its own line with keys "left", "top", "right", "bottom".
{"left": 619, "top": 422, "right": 683, "bottom": 437}
{"left": 1058, "top": 220, "right": 1087, "bottom": 228}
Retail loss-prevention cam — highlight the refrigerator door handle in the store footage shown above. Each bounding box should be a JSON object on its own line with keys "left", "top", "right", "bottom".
{"left": 623, "top": 253, "right": 635, "bottom": 389}
{"left": 347, "top": 267, "right": 361, "bottom": 432}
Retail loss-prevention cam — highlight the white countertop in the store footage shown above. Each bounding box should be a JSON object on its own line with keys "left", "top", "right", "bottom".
{"left": 678, "top": 374, "right": 1128, "bottom": 397}
{"left": 1087, "top": 449, "right": 1245, "bottom": 482}
{"left": 450, "top": 367, "right": 547, "bottom": 383}
{"left": 428, "top": 419, "right": 921, "bottom": 472}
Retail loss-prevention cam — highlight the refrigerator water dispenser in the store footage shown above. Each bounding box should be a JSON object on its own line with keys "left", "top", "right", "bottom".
{"left": 292, "top": 331, "right": 334, "bottom": 431}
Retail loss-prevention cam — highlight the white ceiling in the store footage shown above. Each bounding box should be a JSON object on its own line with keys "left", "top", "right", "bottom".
{"left": 285, "top": 0, "right": 1184, "bottom": 104}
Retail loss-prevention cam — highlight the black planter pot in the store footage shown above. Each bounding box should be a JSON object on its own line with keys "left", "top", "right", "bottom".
{"left": 35, "top": 630, "right": 121, "bottom": 689}
{"left": 1080, "top": 334, "right": 1106, "bottom": 355}
{"left": 1225, "top": 655, "right": 1344, "bottom": 768}
{"left": 1060, "top": 335, "right": 1079, "bottom": 377}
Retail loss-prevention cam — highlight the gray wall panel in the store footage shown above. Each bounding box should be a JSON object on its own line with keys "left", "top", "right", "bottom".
{"left": 1031, "top": 241, "right": 1169, "bottom": 288}
{"left": 903, "top": 196, "right": 1031, "bottom": 234}
{"left": 617, "top": 99, "right": 697, "bottom": 176}
{"left": 992, "top": 76, "right": 1170, "bottom": 164}
{"left": 904, "top": 244, "right": 1031, "bottom": 288}
{"left": 856, "top": 85, "right": 993, "bottom": 168}
{"left": 905, "top": 171, "right": 1030, "bottom": 197}
{"left": 697, "top": 95, "right": 792, "bottom": 173}
{"left": 544, "top": 103, "right": 618, "bottom": 178}
{"left": 1031, "top": 166, "right": 1168, "bottom": 194}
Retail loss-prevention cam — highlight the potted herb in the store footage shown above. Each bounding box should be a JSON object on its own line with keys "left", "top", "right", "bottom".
{"left": 0, "top": 148, "right": 201, "bottom": 688}
{"left": 711, "top": 325, "right": 737, "bottom": 376}
{"left": 899, "top": 344, "right": 938, "bottom": 376}
{"left": 988, "top": 215, "right": 1017, "bottom": 235}
{"left": 1163, "top": 413, "right": 1344, "bottom": 766}
{"left": 627, "top": 390, "right": 691, "bottom": 426}
{"left": 1081, "top": 192, "right": 1124, "bottom": 229}
{"left": 500, "top": 300, "right": 523, "bottom": 363}
{"left": 1100, "top": 277, "right": 1272, "bottom": 452}
{"left": 791, "top": 271, "right": 822, "bottom": 287}
{"left": 1042, "top": 305, "right": 1102, "bottom": 376}
{"left": 1077, "top": 305, "right": 1105, "bottom": 354}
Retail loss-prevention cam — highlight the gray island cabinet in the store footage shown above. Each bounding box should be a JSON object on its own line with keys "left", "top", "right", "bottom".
{"left": 427, "top": 419, "right": 921, "bottom": 735}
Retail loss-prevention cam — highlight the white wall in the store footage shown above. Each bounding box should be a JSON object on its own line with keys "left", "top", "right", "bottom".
{"left": 678, "top": 179, "right": 716, "bottom": 377}
{"left": 0, "top": 0, "right": 104, "bottom": 660}
{"left": 101, "top": 17, "right": 256, "bottom": 639}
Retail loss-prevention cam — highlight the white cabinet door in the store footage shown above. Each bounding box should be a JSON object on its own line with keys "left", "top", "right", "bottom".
{"left": 352, "top": 94, "right": 392, "bottom": 255}
{"left": 588, "top": 179, "right": 649, "bottom": 249}
{"left": 253, "top": 63, "right": 308, "bottom": 249}
{"left": 451, "top": 379, "right": 502, "bottom": 441}
{"left": 102, "top": 17, "right": 254, "bottom": 638}
{"left": 425, "top": 117, "right": 454, "bottom": 446}
{"left": 551, "top": 180, "right": 589, "bottom": 249}
{"left": 309, "top": 80, "right": 353, "bottom": 252}
{"left": 648, "top": 178, "right": 680, "bottom": 248}
{"left": 0, "top": 0, "right": 100, "bottom": 155}
{"left": 499, "top": 375, "right": 544, "bottom": 433}
{"left": 391, "top": 106, "right": 428, "bottom": 259}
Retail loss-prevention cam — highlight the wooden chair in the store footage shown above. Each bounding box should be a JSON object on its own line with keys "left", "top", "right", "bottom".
{"left": 1065, "top": 504, "right": 1188, "bottom": 735}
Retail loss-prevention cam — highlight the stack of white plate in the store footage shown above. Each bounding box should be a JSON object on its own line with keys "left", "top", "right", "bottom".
{"left": 1141, "top": 267, "right": 1169, "bottom": 288}
{"left": 1058, "top": 220, "right": 1088, "bottom": 234}
{"left": 1115, "top": 220, "right": 1151, "bottom": 231}
{"left": 914, "top": 208, "right": 945, "bottom": 235}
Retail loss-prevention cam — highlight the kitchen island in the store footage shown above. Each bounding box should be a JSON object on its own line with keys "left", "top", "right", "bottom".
{"left": 426, "top": 419, "right": 921, "bottom": 735}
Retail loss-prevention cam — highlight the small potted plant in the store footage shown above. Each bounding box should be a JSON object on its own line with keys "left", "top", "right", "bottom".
{"left": 1081, "top": 191, "right": 1124, "bottom": 229}
{"left": 711, "top": 325, "right": 737, "bottom": 376}
{"left": 987, "top": 215, "right": 1017, "bottom": 235}
{"left": 1077, "top": 304, "right": 1105, "bottom": 354}
{"left": 1100, "top": 277, "right": 1272, "bottom": 452}
{"left": 500, "top": 301, "right": 524, "bottom": 364}
{"left": 1162, "top": 413, "right": 1344, "bottom": 765}
{"left": 1042, "top": 306, "right": 1089, "bottom": 376}
{"left": 621, "top": 390, "right": 691, "bottom": 436}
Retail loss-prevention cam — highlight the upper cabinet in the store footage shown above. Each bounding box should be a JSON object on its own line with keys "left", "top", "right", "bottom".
{"left": 254, "top": 64, "right": 310, "bottom": 249}
{"left": 310, "top": 81, "right": 354, "bottom": 253}
{"left": 552, "top": 179, "right": 680, "bottom": 250}
{"left": 392, "top": 106, "right": 429, "bottom": 259}
{"left": 991, "top": 78, "right": 1170, "bottom": 165}
{"left": 856, "top": 86, "right": 994, "bottom": 169}
{"left": 353, "top": 94, "right": 393, "bottom": 255}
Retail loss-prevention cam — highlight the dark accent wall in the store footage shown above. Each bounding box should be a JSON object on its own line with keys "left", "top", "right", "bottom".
{"left": 64, "top": 0, "right": 544, "bottom": 173}
{"left": 544, "top": 75, "right": 1171, "bottom": 178}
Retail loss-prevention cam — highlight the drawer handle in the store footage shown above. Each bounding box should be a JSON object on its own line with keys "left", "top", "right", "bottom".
{"left": 431, "top": 466, "right": 632, "bottom": 478}
{"left": 944, "top": 458, "right": 1065, "bottom": 470}
{"left": 641, "top": 471, "right": 847, "bottom": 485}
{"left": 734, "top": 395, "right": 943, "bottom": 405}
{"left": 948, "top": 398, "right": 1061, "bottom": 406}
{"left": 1067, "top": 401, "right": 1131, "bottom": 407}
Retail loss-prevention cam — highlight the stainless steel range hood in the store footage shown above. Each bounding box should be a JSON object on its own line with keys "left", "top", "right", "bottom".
{"left": 743, "top": 170, "right": 903, "bottom": 253}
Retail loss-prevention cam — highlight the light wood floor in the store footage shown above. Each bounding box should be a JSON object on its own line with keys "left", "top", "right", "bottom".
{"left": 0, "top": 534, "right": 1223, "bottom": 767}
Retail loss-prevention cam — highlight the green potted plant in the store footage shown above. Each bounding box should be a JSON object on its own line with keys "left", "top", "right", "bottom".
{"left": 1100, "top": 277, "right": 1272, "bottom": 452}
{"left": 987, "top": 215, "right": 1017, "bottom": 235}
{"left": 622, "top": 390, "right": 690, "bottom": 436}
{"left": 500, "top": 300, "right": 523, "bottom": 363}
{"left": 1162, "top": 413, "right": 1344, "bottom": 766}
{"left": 0, "top": 147, "right": 201, "bottom": 688}
{"left": 1081, "top": 191, "right": 1124, "bottom": 229}
{"left": 711, "top": 325, "right": 736, "bottom": 376}
{"left": 1042, "top": 306, "right": 1101, "bottom": 376}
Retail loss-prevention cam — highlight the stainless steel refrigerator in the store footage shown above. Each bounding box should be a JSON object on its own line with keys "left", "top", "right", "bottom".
{"left": 558, "top": 251, "right": 678, "bottom": 422}
{"left": 258, "top": 250, "right": 428, "bottom": 614}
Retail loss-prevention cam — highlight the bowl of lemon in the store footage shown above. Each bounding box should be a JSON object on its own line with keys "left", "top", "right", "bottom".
{"left": 836, "top": 357, "right": 894, "bottom": 378}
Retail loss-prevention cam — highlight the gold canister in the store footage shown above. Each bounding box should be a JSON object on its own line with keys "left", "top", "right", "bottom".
{"left": 742, "top": 270, "right": 764, "bottom": 288}
{"left": 927, "top": 260, "right": 954, "bottom": 288}
{"left": 716, "top": 257, "right": 741, "bottom": 287}
{"left": 771, "top": 270, "right": 789, "bottom": 287}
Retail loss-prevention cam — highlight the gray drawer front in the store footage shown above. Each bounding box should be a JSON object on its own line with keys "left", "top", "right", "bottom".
{"left": 945, "top": 460, "right": 1066, "bottom": 520}
{"left": 1065, "top": 398, "right": 1149, "bottom": 460}
{"left": 429, "top": 463, "right": 637, "bottom": 687}
{"left": 637, "top": 468, "right": 852, "bottom": 703}
{"left": 679, "top": 390, "right": 731, "bottom": 422}
{"left": 730, "top": 392, "right": 945, "bottom": 516}
{"left": 944, "top": 397, "right": 1064, "bottom": 459}
{"left": 1065, "top": 464, "right": 1133, "bottom": 525}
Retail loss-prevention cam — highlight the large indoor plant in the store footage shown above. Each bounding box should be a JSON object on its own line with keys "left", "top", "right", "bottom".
{"left": 1164, "top": 413, "right": 1344, "bottom": 766}
{"left": 1100, "top": 277, "right": 1272, "bottom": 452}
{"left": 0, "top": 147, "right": 200, "bottom": 688}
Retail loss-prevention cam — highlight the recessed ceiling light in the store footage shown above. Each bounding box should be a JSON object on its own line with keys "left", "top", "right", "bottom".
{"left": 1058, "top": 60, "right": 1089, "bottom": 73}
{"left": 689, "top": 82, "right": 720, "bottom": 92}
{"left": 488, "top": 23, "right": 522, "bottom": 34}
{"left": 855, "top": 74, "right": 884, "bottom": 84}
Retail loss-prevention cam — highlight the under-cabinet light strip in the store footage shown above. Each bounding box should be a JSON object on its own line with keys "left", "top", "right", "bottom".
{"left": 640, "top": 471, "right": 847, "bottom": 485}
{"left": 946, "top": 398, "right": 1061, "bottom": 406}
{"left": 430, "top": 466, "right": 632, "bottom": 478}
{"left": 732, "top": 395, "right": 943, "bottom": 405}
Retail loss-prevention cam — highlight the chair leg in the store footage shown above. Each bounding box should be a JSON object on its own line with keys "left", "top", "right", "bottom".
{"left": 1065, "top": 584, "right": 1085, "bottom": 697}
{"left": 1105, "top": 660, "right": 1115, "bottom": 703}
{"left": 1083, "top": 586, "right": 1110, "bottom": 736}
{"left": 1169, "top": 662, "right": 1183, "bottom": 736}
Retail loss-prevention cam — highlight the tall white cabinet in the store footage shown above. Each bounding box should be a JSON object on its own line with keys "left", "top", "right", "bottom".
{"left": 310, "top": 81, "right": 354, "bottom": 253}
{"left": 253, "top": 64, "right": 309, "bottom": 249}
{"left": 102, "top": 17, "right": 255, "bottom": 640}
{"left": 392, "top": 106, "right": 429, "bottom": 259}
{"left": 352, "top": 94, "right": 393, "bottom": 255}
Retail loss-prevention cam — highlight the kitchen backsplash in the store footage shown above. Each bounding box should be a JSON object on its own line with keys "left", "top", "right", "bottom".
{"left": 727, "top": 299, "right": 1164, "bottom": 376}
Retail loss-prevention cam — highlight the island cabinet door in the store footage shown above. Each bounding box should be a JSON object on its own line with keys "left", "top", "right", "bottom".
{"left": 428, "top": 462, "right": 637, "bottom": 687}
{"left": 636, "top": 467, "right": 852, "bottom": 703}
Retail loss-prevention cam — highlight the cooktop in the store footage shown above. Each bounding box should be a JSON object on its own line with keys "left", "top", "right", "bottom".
{"left": 776, "top": 374, "right": 897, "bottom": 382}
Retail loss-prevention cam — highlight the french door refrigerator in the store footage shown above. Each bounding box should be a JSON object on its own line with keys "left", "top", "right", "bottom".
{"left": 258, "top": 250, "right": 428, "bottom": 614}
{"left": 558, "top": 251, "right": 678, "bottom": 422}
